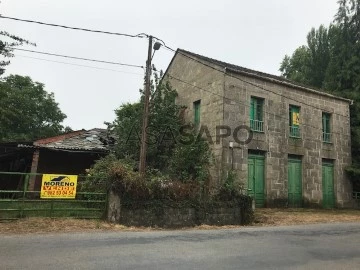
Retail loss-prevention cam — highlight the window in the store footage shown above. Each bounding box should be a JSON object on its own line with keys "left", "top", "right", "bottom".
{"left": 194, "top": 100, "right": 201, "bottom": 126}
{"left": 289, "top": 105, "right": 300, "bottom": 138}
{"left": 250, "top": 97, "right": 264, "bottom": 132}
{"left": 322, "top": 112, "right": 331, "bottom": 143}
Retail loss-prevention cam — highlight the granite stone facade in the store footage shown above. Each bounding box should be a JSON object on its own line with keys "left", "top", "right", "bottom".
{"left": 164, "top": 49, "right": 353, "bottom": 208}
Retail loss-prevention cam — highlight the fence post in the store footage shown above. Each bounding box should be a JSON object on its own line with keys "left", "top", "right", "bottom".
{"left": 107, "top": 189, "right": 121, "bottom": 223}
{"left": 103, "top": 191, "right": 109, "bottom": 219}
{"left": 23, "top": 174, "right": 29, "bottom": 198}
{"left": 19, "top": 174, "right": 30, "bottom": 218}
{"left": 28, "top": 150, "right": 40, "bottom": 191}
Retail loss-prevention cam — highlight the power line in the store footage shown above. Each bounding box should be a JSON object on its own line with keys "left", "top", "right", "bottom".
{"left": 0, "top": 15, "right": 147, "bottom": 38}
{"left": 2, "top": 13, "right": 349, "bottom": 119}
{"left": 1, "top": 14, "right": 351, "bottom": 121}
{"left": 10, "top": 48, "right": 144, "bottom": 69}
{"left": 161, "top": 45, "right": 352, "bottom": 136}
{"left": 14, "top": 54, "right": 144, "bottom": 75}
{"left": 166, "top": 73, "right": 351, "bottom": 140}
{"left": 164, "top": 47, "right": 351, "bottom": 120}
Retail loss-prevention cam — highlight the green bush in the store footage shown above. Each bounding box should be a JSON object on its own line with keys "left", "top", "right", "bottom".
{"left": 345, "top": 165, "right": 360, "bottom": 192}
{"left": 84, "top": 155, "right": 254, "bottom": 224}
{"left": 83, "top": 154, "right": 202, "bottom": 201}
{"left": 168, "top": 137, "right": 212, "bottom": 183}
{"left": 214, "top": 170, "right": 245, "bottom": 200}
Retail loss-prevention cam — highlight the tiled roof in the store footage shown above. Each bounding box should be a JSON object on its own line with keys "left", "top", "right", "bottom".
{"left": 175, "top": 49, "right": 352, "bottom": 103}
{"left": 32, "top": 128, "right": 111, "bottom": 152}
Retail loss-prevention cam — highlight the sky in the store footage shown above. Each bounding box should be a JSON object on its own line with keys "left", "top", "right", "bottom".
{"left": 0, "top": 0, "right": 339, "bottom": 130}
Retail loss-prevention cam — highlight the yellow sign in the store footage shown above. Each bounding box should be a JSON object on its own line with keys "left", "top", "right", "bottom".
{"left": 292, "top": 112, "right": 300, "bottom": 126}
{"left": 40, "top": 174, "right": 78, "bottom": 199}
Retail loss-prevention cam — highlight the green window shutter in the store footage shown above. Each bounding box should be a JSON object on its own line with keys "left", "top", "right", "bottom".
{"left": 322, "top": 112, "right": 331, "bottom": 142}
{"left": 194, "top": 100, "right": 200, "bottom": 126}
{"left": 255, "top": 99, "right": 263, "bottom": 121}
{"left": 322, "top": 113, "right": 327, "bottom": 132}
{"left": 325, "top": 114, "right": 330, "bottom": 133}
{"left": 250, "top": 97, "right": 255, "bottom": 121}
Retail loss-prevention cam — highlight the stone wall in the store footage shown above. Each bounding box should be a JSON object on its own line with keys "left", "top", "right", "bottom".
{"left": 165, "top": 53, "right": 225, "bottom": 186}
{"left": 107, "top": 194, "right": 254, "bottom": 228}
{"left": 120, "top": 205, "right": 245, "bottom": 228}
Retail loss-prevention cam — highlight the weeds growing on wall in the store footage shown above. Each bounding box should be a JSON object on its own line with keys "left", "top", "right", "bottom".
{"left": 82, "top": 154, "right": 202, "bottom": 201}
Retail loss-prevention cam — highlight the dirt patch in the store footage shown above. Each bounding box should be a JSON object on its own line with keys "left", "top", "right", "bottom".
{"left": 0, "top": 218, "right": 153, "bottom": 235}
{"left": 1, "top": 209, "right": 359, "bottom": 234}
{"left": 253, "top": 208, "right": 360, "bottom": 226}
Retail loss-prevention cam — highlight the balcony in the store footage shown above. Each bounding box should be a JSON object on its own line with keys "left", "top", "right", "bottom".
{"left": 323, "top": 132, "right": 331, "bottom": 143}
{"left": 250, "top": 119, "right": 264, "bottom": 132}
{"left": 289, "top": 126, "right": 301, "bottom": 138}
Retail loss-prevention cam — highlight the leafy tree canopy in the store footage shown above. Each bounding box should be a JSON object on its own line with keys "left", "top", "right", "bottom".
{"left": 281, "top": 0, "right": 360, "bottom": 93}
{"left": 0, "top": 75, "right": 67, "bottom": 141}
{"left": 280, "top": 0, "right": 360, "bottom": 165}
{"left": 109, "top": 70, "right": 212, "bottom": 182}
{"left": 112, "top": 71, "right": 183, "bottom": 169}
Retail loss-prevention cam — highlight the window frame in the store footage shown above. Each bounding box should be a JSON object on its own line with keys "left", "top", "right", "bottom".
{"left": 289, "top": 105, "right": 301, "bottom": 138}
{"left": 193, "top": 100, "right": 201, "bottom": 126}
{"left": 250, "top": 96, "right": 264, "bottom": 132}
{"left": 322, "top": 112, "right": 331, "bottom": 143}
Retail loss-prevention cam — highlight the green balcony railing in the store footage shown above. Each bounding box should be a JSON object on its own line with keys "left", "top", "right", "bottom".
{"left": 289, "top": 126, "right": 301, "bottom": 138}
{"left": 250, "top": 119, "right": 264, "bottom": 132}
{"left": 323, "top": 132, "right": 331, "bottom": 143}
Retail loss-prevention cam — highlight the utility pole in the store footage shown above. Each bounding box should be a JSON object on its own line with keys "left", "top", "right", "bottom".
{"left": 139, "top": 35, "right": 153, "bottom": 176}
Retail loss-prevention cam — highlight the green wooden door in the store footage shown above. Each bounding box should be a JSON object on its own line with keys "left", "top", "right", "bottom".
{"left": 248, "top": 154, "right": 265, "bottom": 207}
{"left": 288, "top": 157, "right": 302, "bottom": 207}
{"left": 322, "top": 161, "right": 335, "bottom": 208}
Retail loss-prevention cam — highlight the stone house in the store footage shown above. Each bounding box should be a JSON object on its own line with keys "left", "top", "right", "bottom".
{"left": 163, "top": 49, "right": 353, "bottom": 208}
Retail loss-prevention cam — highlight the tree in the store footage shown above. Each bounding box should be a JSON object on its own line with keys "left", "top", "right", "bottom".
{"left": 280, "top": 0, "right": 360, "bottom": 188}
{"left": 0, "top": 31, "right": 35, "bottom": 76}
{"left": 306, "top": 25, "right": 331, "bottom": 88}
{"left": 279, "top": 45, "right": 312, "bottom": 86}
{"left": 169, "top": 137, "right": 212, "bottom": 182}
{"left": 324, "top": 0, "right": 360, "bottom": 92}
{"left": 280, "top": 0, "right": 360, "bottom": 94}
{"left": 113, "top": 71, "right": 183, "bottom": 170}
{"left": 0, "top": 75, "right": 67, "bottom": 141}
{"left": 279, "top": 25, "right": 330, "bottom": 89}
{"left": 111, "top": 70, "right": 212, "bottom": 182}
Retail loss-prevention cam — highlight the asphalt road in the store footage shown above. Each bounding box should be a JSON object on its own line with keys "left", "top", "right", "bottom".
{"left": 1, "top": 222, "right": 360, "bottom": 270}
